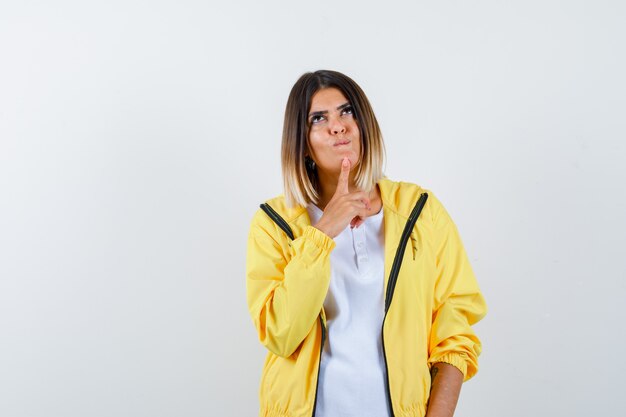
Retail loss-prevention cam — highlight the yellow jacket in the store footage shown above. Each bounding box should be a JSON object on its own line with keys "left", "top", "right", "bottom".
{"left": 246, "top": 178, "right": 487, "bottom": 417}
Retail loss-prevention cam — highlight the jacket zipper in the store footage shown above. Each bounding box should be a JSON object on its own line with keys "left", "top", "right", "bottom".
{"left": 384, "top": 193, "right": 428, "bottom": 311}
{"left": 311, "top": 315, "right": 326, "bottom": 417}
{"left": 260, "top": 203, "right": 295, "bottom": 240}
{"left": 258, "top": 203, "right": 324, "bottom": 417}
{"left": 381, "top": 192, "right": 428, "bottom": 417}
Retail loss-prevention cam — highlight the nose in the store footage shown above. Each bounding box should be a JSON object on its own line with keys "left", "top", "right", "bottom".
{"left": 328, "top": 115, "right": 346, "bottom": 135}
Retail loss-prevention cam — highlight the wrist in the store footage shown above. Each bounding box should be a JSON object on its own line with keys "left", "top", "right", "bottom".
{"left": 313, "top": 222, "right": 334, "bottom": 239}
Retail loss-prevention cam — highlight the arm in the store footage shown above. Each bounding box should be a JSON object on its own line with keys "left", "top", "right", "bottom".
{"left": 425, "top": 362, "right": 464, "bottom": 417}
{"left": 426, "top": 193, "right": 487, "bottom": 409}
{"left": 246, "top": 212, "right": 335, "bottom": 358}
{"left": 246, "top": 159, "right": 368, "bottom": 357}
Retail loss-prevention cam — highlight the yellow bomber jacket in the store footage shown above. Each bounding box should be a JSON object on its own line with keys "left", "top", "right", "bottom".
{"left": 245, "top": 178, "right": 487, "bottom": 417}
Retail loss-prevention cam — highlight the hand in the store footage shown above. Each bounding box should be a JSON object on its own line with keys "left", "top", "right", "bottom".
{"left": 313, "top": 157, "right": 371, "bottom": 239}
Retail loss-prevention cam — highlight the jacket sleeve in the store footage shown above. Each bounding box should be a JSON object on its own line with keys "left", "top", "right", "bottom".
{"left": 246, "top": 210, "right": 335, "bottom": 358}
{"left": 427, "top": 193, "right": 487, "bottom": 381}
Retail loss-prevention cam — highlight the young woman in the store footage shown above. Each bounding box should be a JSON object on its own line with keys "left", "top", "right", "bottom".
{"left": 246, "top": 70, "right": 487, "bottom": 417}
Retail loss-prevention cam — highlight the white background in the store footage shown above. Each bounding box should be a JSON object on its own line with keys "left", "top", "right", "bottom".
{"left": 1, "top": 1, "right": 624, "bottom": 416}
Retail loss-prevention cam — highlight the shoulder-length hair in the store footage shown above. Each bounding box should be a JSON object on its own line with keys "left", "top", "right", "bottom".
{"left": 281, "top": 70, "right": 386, "bottom": 208}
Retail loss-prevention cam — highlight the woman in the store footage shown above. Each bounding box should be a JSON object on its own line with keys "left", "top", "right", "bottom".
{"left": 246, "top": 70, "right": 487, "bottom": 417}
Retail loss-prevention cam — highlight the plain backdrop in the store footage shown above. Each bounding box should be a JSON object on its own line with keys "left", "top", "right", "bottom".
{"left": 1, "top": 1, "right": 625, "bottom": 416}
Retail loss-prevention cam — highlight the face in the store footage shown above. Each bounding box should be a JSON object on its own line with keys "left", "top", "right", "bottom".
{"left": 306, "top": 87, "right": 361, "bottom": 175}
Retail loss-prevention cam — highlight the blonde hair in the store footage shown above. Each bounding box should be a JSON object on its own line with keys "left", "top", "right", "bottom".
{"left": 281, "top": 70, "right": 386, "bottom": 208}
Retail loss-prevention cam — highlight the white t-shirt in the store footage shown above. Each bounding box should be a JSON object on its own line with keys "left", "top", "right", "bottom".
{"left": 306, "top": 203, "right": 390, "bottom": 417}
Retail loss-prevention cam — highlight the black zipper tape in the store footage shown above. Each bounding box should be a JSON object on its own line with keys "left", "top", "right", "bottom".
{"left": 260, "top": 203, "right": 295, "bottom": 240}
{"left": 384, "top": 192, "right": 428, "bottom": 312}
{"left": 382, "top": 192, "right": 428, "bottom": 416}
{"left": 259, "top": 203, "right": 324, "bottom": 417}
{"left": 310, "top": 316, "right": 326, "bottom": 417}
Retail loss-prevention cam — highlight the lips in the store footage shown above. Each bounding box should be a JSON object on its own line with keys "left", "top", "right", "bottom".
{"left": 334, "top": 139, "right": 351, "bottom": 146}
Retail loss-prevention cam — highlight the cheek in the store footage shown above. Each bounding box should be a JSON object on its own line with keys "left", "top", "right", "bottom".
{"left": 350, "top": 119, "right": 360, "bottom": 136}
{"left": 307, "top": 132, "right": 326, "bottom": 158}
{"left": 350, "top": 121, "right": 361, "bottom": 147}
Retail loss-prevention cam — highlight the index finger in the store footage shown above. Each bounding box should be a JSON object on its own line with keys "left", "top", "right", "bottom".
{"left": 336, "top": 157, "right": 350, "bottom": 195}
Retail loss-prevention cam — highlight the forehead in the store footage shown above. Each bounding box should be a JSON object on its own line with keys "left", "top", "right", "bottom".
{"left": 309, "top": 87, "right": 349, "bottom": 111}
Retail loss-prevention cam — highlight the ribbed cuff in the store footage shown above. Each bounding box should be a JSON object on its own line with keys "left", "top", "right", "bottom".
{"left": 302, "top": 225, "right": 336, "bottom": 252}
{"left": 429, "top": 353, "right": 468, "bottom": 381}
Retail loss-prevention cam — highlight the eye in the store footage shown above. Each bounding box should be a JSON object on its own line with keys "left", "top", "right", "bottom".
{"left": 341, "top": 105, "right": 354, "bottom": 116}
{"left": 310, "top": 115, "right": 325, "bottom": 124}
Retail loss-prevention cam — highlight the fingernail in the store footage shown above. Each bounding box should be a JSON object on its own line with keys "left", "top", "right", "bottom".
{"left": 342, "top": 157, "right": 349, "bottom": 167}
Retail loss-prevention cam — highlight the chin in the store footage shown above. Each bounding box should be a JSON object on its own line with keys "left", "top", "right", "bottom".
{"left": 341, "top": 153, "right": 359, "bottom": 166}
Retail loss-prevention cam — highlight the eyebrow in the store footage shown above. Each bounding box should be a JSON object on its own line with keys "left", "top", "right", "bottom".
{"left": 308, "top": 102, "right": 352, "bottom": 119}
